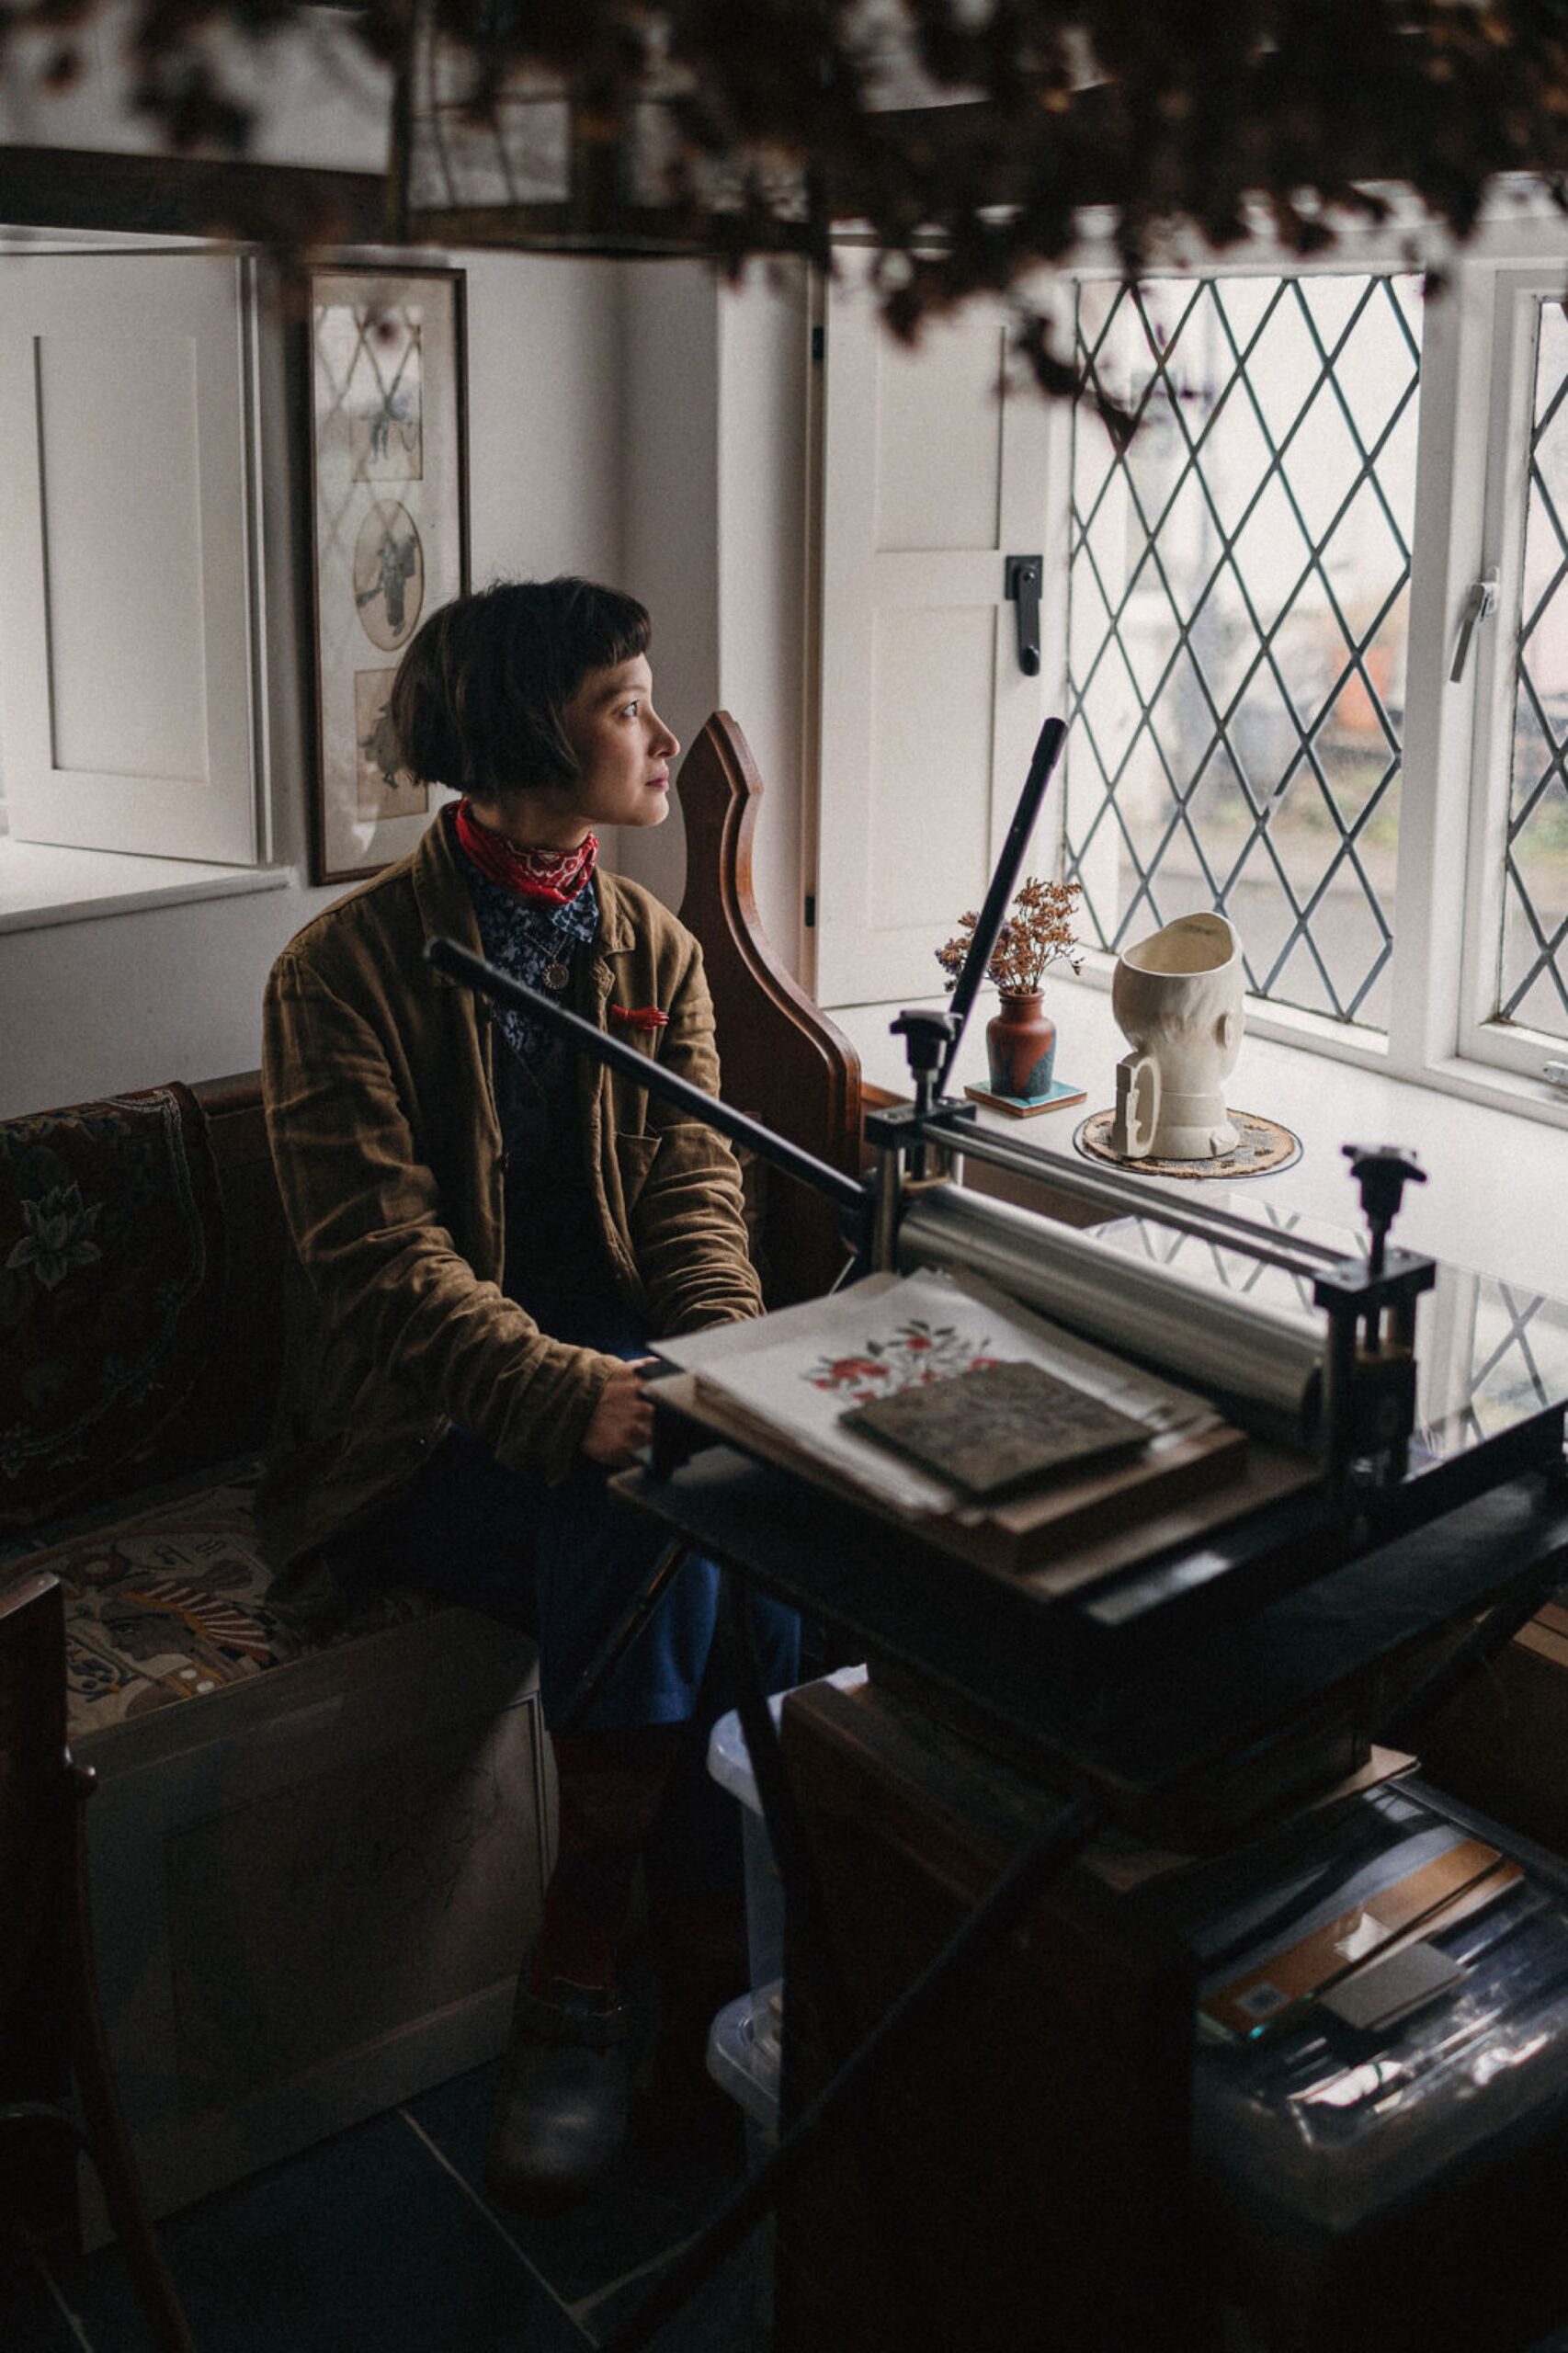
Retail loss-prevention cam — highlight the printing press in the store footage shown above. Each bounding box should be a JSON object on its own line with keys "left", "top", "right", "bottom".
{"left": 608, "top": 1037, "right": 1568, "bottom": 1836}
{"left": 427, "top": 707, "right": 1568, "bottom": 1828}
{"left": 426, "top": 719, "right": 1568, "bottom": 2353}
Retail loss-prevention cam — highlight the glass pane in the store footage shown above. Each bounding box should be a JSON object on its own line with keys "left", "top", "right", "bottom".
{"left": 1496, "top": 301, "right": 1568, "bottom": 1044}
{"left": 1066, "top": 275, "right": 1422, "bottom": 1031}
{"left": 1096, "top": 1207, "right": 1568, "bottom": 1465}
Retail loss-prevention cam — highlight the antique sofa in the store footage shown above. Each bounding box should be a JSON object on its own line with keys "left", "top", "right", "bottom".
{"left": 0, "top": 1068, "right": 551, "bottom": 2222}
{"left": 0, "top": 712, "right": 863, "bottom": 2226}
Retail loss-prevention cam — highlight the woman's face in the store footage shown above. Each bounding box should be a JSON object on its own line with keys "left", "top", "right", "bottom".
{"left": 494, "top": 654, "right": 676, "bottom": 847}
{"left": 561, "top": 654, "right": 679, "bottom": 835}
{"left": 468, "top": 654, "right": 678, "bottom": 847}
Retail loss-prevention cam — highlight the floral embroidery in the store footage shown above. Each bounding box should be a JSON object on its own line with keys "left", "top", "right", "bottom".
{"left": 807, "top": 1318, "right": 993, "bottom": 1404}
{"left": 6, "top": 1184, "right": 103, "bottom": 1291}
{"left": 608, "top": 1004, "right": 669, "bottom": 1032}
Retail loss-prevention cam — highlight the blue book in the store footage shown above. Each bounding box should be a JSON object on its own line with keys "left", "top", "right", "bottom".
{"left": 963, "top": 1075, "right": 1086, "bottom": 1119}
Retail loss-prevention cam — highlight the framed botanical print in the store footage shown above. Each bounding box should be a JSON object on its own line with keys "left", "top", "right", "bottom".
{"left": 305, "top": 265, "right": 469, "bottom": 884}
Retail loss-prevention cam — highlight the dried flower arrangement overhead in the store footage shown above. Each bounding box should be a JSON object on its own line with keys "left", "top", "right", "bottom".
{"left": 3, "top": 4, "right": 1565, "bottom": 399}
{"left": 937, "top": 876, "right": 1085, "bottom": 1000}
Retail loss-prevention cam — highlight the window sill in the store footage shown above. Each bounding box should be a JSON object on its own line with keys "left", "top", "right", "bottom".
{"left": 1065, "top": 952, "right": 1568, "bottom": 1133}
{"left": 0, "top": 838, "right": 292, "bottom": 935}
{"left": 835, "top": 974, "right": 1568, "bottom": 1302}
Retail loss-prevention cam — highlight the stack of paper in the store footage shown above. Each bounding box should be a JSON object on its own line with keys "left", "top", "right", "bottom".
{"left": 656, "top": 1268, "right": 1221, "bottom": 1524}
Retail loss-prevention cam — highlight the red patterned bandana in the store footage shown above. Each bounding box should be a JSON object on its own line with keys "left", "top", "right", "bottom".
{"left": 455, "top": 799, "right": 599, "bottom": 906}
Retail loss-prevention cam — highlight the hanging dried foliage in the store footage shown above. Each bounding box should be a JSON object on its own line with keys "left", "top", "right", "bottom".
{"left": 5, "top": 1, "right": 1568, "bottom": 391}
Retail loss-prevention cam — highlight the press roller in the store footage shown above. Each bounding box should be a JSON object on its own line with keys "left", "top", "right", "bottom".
{"left": 895, "top": 1180, "right": 1323, "bottom": 1449}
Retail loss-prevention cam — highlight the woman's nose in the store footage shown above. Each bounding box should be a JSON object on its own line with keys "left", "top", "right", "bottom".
{"left": 652, "top": 708, "right": 679, "bottom": 759}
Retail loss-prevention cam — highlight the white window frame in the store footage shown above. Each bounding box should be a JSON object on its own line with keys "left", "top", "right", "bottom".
{"left": 1034, "top": 202, "right": 1568, "bottom": 1131}
{"left": 1456, "top": 263, "right": 1568, "bottom": 1085}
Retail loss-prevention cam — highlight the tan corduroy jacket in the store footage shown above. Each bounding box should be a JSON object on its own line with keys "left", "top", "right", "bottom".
{"left": 257, "top": 805, "right": 762, "bottom": 1581}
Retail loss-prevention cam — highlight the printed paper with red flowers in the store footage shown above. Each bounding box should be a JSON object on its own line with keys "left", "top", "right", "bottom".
{"left": 655, "top": 1269, "right": 1186, "bottom": 1518}
{"left": 808, "top": 1319, "right": 997, "bottom": 1405}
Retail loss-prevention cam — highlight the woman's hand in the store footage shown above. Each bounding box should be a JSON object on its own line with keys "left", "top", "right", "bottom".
{"left": 580, "top": 1357, "right": 660, "bottom": 1466}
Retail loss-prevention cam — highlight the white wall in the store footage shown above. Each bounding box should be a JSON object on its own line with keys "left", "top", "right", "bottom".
{"left": 615, "top": 263, "right": 722, "bottom": 920}
{"left": 0, "top": 246, "right": 628, "bottom": 1115}
{"left": 613, "top": 259, "right": 812, "bottom": 966}
{"left": 716, "top": 261, "right": 812, "bottom": 967}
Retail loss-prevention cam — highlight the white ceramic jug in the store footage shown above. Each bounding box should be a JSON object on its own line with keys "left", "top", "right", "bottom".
{"left": 1108, "top": 911, "right": 1244, "bottom": 1160}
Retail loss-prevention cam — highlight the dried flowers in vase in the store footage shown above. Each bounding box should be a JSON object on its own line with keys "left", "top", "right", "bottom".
{"left": 935, "top": 877, "right": 1085, "bottom": 1000}
{"left": 936, "top": 877, "right": 1085, "bottom": 1104}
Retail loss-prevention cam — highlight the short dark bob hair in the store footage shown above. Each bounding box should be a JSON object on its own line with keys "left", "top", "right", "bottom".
{"left": 389, "top": 576, "right": 651, "bottom": 801}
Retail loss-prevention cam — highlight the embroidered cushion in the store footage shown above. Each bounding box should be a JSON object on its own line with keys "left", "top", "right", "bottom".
{"left": 0, "top": 1086, "right": 228, "bottom": 1530}
{"left": 1, "top": 1466, "right": 434, "bottom": 1745}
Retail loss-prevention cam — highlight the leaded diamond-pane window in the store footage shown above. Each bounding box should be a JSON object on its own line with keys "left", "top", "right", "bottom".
{"left": 1064, "top": 276, "right": 1423, "bottom": 1031}
{"left": 1495, "top": 301, "right": 1568, "bottom": 1043}
{"left": 1098, "top": 1212, "right": 1568, "bottom": 1449}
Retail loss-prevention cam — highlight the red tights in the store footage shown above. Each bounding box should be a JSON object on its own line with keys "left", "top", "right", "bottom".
{"left": 527, "top": 1725, "right": 682, "bottom": 1995}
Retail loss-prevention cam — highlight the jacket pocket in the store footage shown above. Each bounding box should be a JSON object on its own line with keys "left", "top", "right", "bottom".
{"left": 613, "top": 1129, "right": 659, "bottom": 1211}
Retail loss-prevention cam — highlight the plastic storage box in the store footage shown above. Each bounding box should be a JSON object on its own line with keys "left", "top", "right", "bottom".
{"left": 1182, "top": 1779, "right": 1568, "bottom": 2347}
{"left": 705, "top": 1664, "right": 867, "bottom": 2056}
{"left": 707, "top": 1984, "right": 783, "bottom": 2156}
{"left": 704, "top": 1670, "right": 864, "bottom": 2348}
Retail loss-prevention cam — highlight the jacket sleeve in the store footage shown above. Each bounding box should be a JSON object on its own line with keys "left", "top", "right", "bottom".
{"left": 624, "top": 936, "right": 767, "bottom": 1336}
{"left": 264, "top": 947, "right": 620, "bottom": 1484}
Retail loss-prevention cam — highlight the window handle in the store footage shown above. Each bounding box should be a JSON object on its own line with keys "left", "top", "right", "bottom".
{"left": 1449, "top": 570, "right": 1498, "bottom": 684}
{"left": 1005, "top": 553, "right": 1042, "bottom": 676}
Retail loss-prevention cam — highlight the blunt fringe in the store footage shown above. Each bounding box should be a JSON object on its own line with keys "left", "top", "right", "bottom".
{"left": 389, "top": 576, "right": 651, "bottom": 800}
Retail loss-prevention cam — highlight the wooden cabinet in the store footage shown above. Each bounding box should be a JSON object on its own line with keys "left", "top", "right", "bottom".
{"left": 774, "top": 1677, "right": 1205, "bottom": 2353}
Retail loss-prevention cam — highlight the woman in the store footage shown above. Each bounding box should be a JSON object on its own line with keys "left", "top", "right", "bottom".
{"left": 259, "top": 576, "right": 799, "bottom": 2206}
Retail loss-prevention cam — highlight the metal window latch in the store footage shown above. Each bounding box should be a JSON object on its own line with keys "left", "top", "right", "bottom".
{"left": 1449, "top": 570, "right": 1498, "bottom": 684}
{"left": 1005, "top": 553, "right": 1042, "bottom": 676}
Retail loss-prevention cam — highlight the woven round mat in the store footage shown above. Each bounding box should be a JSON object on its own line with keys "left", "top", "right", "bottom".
{"left": 1073, "top": 1106, "right": 1301, "bottom": 1179}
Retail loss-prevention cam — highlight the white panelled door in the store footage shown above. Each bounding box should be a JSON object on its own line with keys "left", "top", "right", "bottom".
{"left": 0, "top": 252, "right": 261, "bottom": 862}
{"left": 814, "top": 258, "right": 1054, "bottom": 1008}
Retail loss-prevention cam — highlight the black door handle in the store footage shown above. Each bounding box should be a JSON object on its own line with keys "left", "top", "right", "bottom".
{"left": 1005, "top": 553, "right": 1042, "bottom": 676}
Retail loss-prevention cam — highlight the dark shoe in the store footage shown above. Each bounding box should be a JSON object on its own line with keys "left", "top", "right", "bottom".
{"left": 485, "top": 1978, "right": 633, "bottom": 2211}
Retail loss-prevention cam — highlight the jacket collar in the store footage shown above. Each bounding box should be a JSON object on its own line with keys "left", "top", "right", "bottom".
{"left": 411, "top": 801, "right": 484, "bottom": 962}
{"left": 592, "top": 871, "right": 636, "bottom": 957}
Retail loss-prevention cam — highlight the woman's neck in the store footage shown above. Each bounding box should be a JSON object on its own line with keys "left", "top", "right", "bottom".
{"left": 464, "top": 793, "right": 587, "bottom": 853}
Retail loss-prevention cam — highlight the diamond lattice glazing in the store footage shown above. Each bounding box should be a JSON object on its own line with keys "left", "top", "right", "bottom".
{"left": 1064, "top": 276, "right": 1423, "bottom": 1029}
{"left": 1497, "top": 301, "right": 1568, "bottom": 1044}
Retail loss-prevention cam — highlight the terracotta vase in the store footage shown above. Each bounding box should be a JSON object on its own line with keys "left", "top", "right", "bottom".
{"left": 985, "top": 991, "right": 1057, "bottom": 1100}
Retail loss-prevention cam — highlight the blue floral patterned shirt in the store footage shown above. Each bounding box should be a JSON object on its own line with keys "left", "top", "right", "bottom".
{"left": 460, "top": 864, "right": 599, "bottom": 1068}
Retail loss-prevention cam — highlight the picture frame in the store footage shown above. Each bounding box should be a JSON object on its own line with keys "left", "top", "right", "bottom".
{"left": 304, "top": 265, "right": 469, "bottom": 885}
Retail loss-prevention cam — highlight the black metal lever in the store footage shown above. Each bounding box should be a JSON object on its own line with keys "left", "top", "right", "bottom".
{"left": 935, "top": 712, "right": 1066, "bottom": 1099}
{"left": 1005, "top": 552, "right": 1042, "bottom": 676}
{"left": 425, "top": 935, "right": 869, "bottom": 1222}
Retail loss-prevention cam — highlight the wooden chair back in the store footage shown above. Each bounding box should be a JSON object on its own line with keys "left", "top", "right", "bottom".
{"left": 677, "top": 712, "right": 864, "bottom": 1306}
